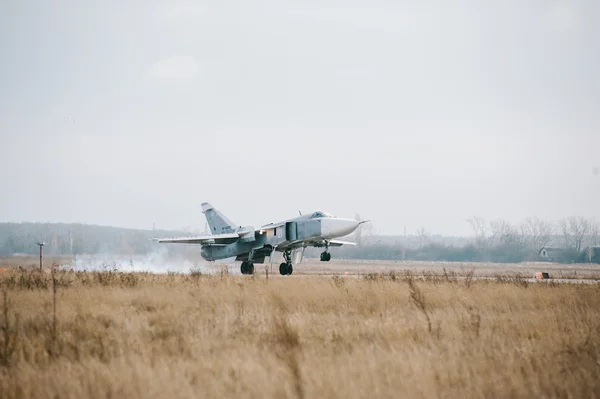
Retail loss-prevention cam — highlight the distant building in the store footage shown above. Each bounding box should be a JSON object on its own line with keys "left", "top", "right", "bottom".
{"left": 539, "top": 247, "right": 561, "bottom": 260}
{"left": 539, "top": 246, "right": 586, "bottom": 263}
{"left": 539, "top": 247, "right": 572, "bottom": 263}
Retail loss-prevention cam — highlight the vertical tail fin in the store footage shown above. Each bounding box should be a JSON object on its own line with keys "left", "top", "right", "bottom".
{"left": 201, "top": 202, "right": 237, "bottom": 234}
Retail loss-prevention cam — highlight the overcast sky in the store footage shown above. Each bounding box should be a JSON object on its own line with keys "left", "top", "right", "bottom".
{"left": 1, "top": 0, "right": 599, "bottom": 236}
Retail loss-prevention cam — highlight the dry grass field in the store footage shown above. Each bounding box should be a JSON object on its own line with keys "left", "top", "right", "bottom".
{"left": 0, "top": 268, "right": 599, "bottom": 399}
{"left": 0, "top": 256, "right": 74, "bottom": 271}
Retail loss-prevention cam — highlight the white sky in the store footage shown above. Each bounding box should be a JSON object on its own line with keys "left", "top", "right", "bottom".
{"left": 1, "top": 0, "right": 599, "bottom": 236}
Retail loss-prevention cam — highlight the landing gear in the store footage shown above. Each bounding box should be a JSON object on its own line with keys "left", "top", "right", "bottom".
{"left": 320, "top": 251, "right": 331, "bottom": 262}
{"left": 319, "top": 241, "right": 331, "bottom": 262}
{"left": 279, "top": 250, "right": 293, "bottom": 275}
{"left": 279, "top": 262, "right": 293, "bottom": 275}
{"left": 241, "top": 249, "right": 257, "bottom": 275}
{"left": 241, "top": 261, "right": 254, "bottom": 275}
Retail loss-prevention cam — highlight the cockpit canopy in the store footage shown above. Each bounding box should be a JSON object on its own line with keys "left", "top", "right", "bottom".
{"left": 310, "top": 211, "right": 333, "bottom": 219}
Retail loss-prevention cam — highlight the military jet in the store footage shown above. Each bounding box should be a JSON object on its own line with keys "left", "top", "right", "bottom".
{"left": 154, "top": 202, "right": 368, "bottom": 275}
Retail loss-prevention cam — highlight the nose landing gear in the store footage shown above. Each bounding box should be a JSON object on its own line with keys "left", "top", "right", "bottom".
{"left": 319, "top": 241, "right": 331, "bottom": 262}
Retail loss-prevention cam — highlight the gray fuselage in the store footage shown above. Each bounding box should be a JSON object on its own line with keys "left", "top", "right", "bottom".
{"left": 200, "top": 212, "right": 360, "bottom": 263}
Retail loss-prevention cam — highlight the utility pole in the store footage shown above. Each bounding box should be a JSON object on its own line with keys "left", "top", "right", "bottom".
{"left": 37, "top": 242, "right": 45, "bottom": 271}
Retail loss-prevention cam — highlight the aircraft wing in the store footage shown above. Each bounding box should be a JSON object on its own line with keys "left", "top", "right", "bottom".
{"left": 328, "top": 240, "right": 357, "bottom": 247}
{"left": 153, "top": 233, "right": 239, "bottom": 244}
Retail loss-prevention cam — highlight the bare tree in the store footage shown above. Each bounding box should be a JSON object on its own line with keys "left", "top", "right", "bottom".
{"left": 353, "top": 213, "right": 363, "bottom": 245}
{"left": 537, "top": 219, "right": 555, "bottom": 248}
{"left": 572, "top": 216, "right": 590, "bottom": 251}
{"left": 490, "top": 219, "right": 514, "bottom": 246}
{"left": 522, "top": 217, "right": 555, "bottom": 250}
{"left": 559, "top": 218, "right": 569, "bottom": 248}
{"left": 492, "top": 219, "right": 530, "bottom": 250}
{"left": 467, "top": 216, "right": 489, "bottom": 250}
{"left": 416, "top": 227, "right": 430, "bottom": 249}
{"left": 361, "top": 222, "right": 373, "bottom": 245}
{"left": 560, "top": 216, "right": 592, "bottom": 252}
{"left": 584, "top": 220, "right": 599, "bottom": 263}
{"left": 352, "top": 214, "right": 373, "bottom": 246}
{"left": 589, "top": 221, "right": 599, "bottom": 247}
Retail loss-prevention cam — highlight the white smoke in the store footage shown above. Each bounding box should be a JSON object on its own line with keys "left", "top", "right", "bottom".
{"left": 63, "top": 246, "right": 221, "bottom": 274}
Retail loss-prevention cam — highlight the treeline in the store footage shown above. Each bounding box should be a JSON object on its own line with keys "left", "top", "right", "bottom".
{"left": 331, "top": 215, "right": 600, "bottom": 263}
{"left": 324, "top": 243, "right": 594, "bottom": 263}
{"left": 0, "top": 223, "right": 188, "bottom": 256}
{"left": 1, "top": 215, "right": 599, "bottom": 264}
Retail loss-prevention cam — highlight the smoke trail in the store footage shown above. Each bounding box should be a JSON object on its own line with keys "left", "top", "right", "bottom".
{"left": 63, "top": 246, "right": 220, "bottom": 274}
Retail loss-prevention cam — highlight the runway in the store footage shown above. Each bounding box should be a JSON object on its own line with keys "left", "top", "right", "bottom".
{"left": 239, "top": 258, "right": 600, "bottom": 284}
{"left": 22, "top": 255, "right": 599, "bottom": 284}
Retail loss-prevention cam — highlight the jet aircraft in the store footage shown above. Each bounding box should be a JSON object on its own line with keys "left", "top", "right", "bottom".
{"left": 154, "top": 202, "right": 368, "bottom": 275}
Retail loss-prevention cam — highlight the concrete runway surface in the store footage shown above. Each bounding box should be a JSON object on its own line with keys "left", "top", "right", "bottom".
{"left": 14, "top": 254, "right": 597, "bottom": 284}
{"left": 224, "top": 259, "right": 600, "bottom": 284}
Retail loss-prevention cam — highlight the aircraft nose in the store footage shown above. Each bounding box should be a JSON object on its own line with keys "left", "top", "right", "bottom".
{"left": 321, "top": 218, "right": 360, "bottom": 239}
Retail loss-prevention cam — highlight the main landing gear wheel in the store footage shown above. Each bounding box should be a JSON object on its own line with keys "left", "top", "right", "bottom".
{"left": 279, "top": 262, "right": 293, "bottom": 276}
{"left": 241, "top": 262, "right": 254, "bottom": 275}
{"left": 320, "top": 251, "right": 331, "bottom": 262}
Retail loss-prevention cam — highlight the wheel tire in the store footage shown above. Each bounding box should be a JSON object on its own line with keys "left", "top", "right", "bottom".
{"left": 320, "top": 252, "right": 325, "bottom": 261}
{"left": 287, "top": 264, "right": 293, "bottom": 275}
{"left": 279, "top": 262, "right": 288, "bottom": 276}
{"left": 248, "top": 263, "right": 254, "bottom": 275}
{"left": 241, "top": 262, "right": 248, "bottom": 275}
{"left": 326, "top": 253, "right": 331, "bottom": 262}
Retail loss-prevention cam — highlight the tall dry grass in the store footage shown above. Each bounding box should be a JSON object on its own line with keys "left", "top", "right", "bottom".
{"left": 0, "top": 269, "right": 599, "bottom": 398}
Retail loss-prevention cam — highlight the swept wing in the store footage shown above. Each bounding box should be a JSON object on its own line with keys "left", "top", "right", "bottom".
{"left": 153, "top": 233, "right": 239, "bottom": 245}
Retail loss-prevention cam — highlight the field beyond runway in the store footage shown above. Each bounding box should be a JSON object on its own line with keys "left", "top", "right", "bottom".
{"left": 0, "top": 265, "right": 599, "bottom": 398}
